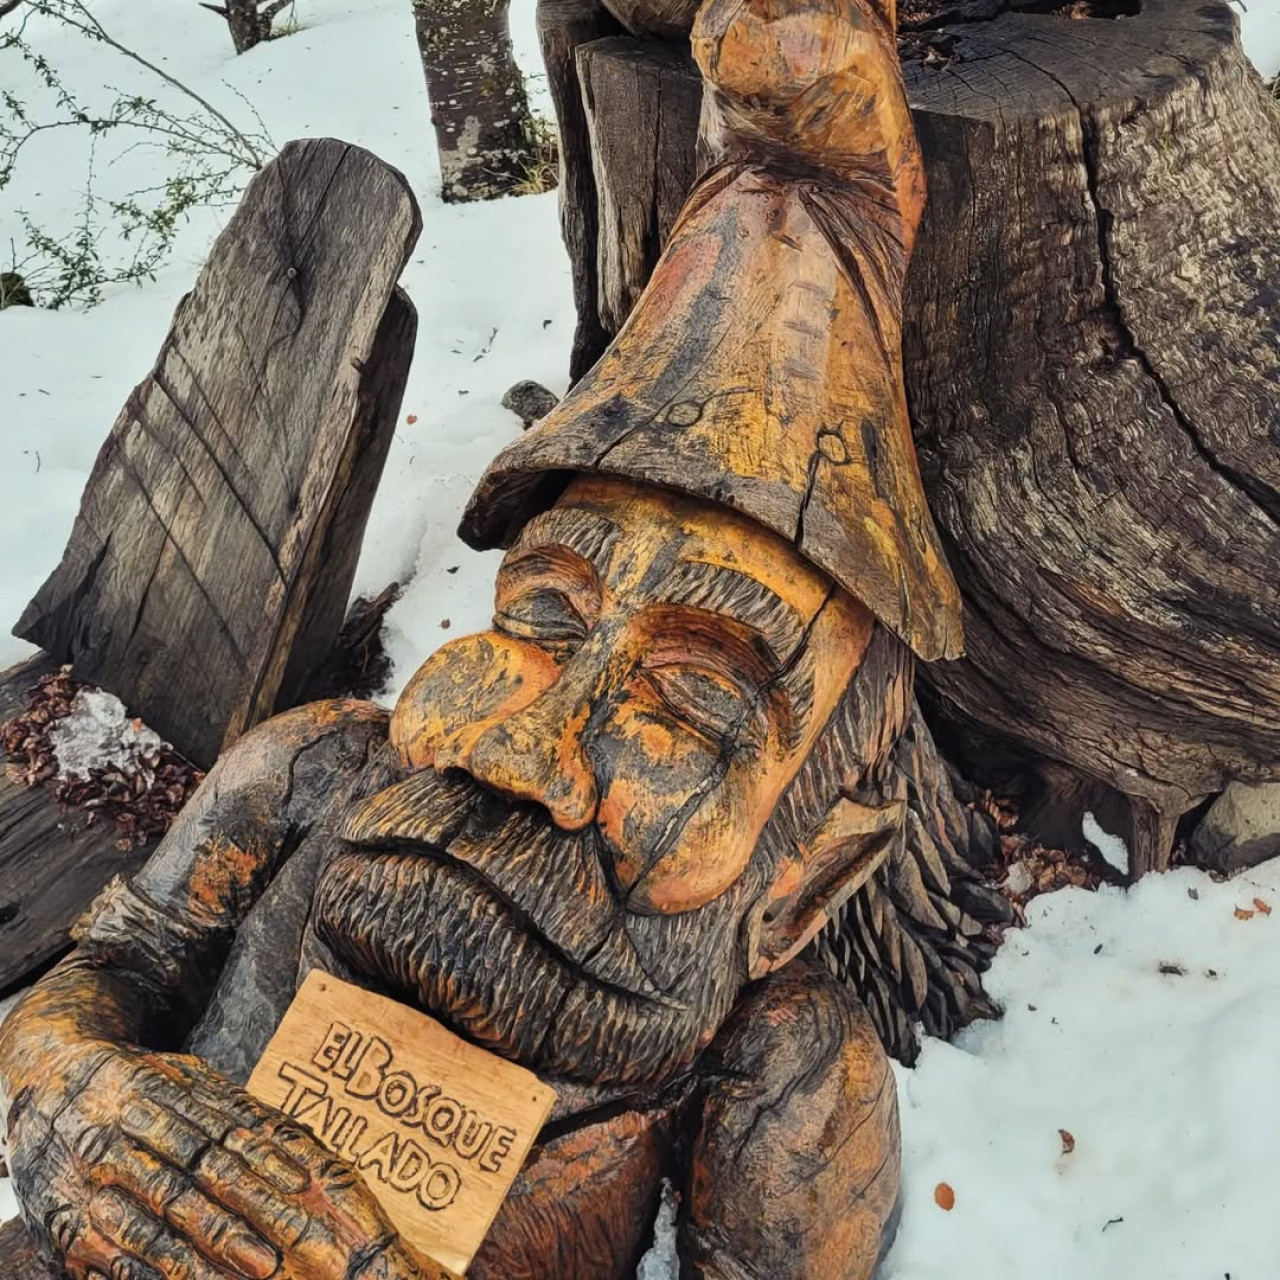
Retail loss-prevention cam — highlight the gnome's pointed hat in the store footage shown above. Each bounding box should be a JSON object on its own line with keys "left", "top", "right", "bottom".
{"left": 461, "top": 0, "right": 961, "bottom": 659}
{"left": 460, "top": 158, "right": 963, "bottom": 661}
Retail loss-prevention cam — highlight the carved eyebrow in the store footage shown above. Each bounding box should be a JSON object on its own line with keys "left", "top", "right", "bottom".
{"left": 508, "top": 506, "right": 619, "bottom": 579}
{"left": 656, "top": 559, "right": 806, "bottom": 669}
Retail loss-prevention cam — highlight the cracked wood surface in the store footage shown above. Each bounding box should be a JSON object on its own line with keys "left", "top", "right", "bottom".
{"left": 0, "top": 656, "right": 153, "bottom": 994}
{"left": 541, "top": 0, "right": 1280, "bottom": 876}
{"left": 577, "top": 37, "right": 704, "bottom": 337}
{"left": 899, "top": 0, "right": 1280, "bottom": 872}
{"left": 15, "top": 139, "right": 420, "bottom": 769}
{"left": 463, "top": 0, "right": 966, "bottom": 663}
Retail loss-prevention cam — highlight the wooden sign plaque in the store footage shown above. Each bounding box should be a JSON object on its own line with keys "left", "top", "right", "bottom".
{"left": 247, "top": 971, "right": 557, "bottom": 1275}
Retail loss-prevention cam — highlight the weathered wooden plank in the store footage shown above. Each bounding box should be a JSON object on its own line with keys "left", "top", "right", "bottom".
{"left": 0, "top": 657, "right": 152, "bottom": 995}
{"left": 537, "top": 0, "right": 625, "bottom": 379}
{"left": 0, "top": 1217, "right": 55, "bottom": 1279}
{"left": 577, "top": 37, "right": 703, "bottom": 336}
{"left": 15, "top": 138, "right": 421, "bottom": 769}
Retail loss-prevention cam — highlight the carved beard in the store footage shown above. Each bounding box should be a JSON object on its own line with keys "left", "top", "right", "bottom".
{"left": 313, "top": 767, "right": 752, "bottom": 1086}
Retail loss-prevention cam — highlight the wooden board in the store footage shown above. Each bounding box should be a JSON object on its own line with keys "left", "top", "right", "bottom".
{"left": 247, "top": 971, "right": 556, "bottom": 1276}
{"left": 0, "top": 655, "right": 152, "bottom": 995}
{"left": 577, "top": 37, "right": 703, "bottom": 336}
{"left": 15, "top": 137, "right": 420, "bottom": 769}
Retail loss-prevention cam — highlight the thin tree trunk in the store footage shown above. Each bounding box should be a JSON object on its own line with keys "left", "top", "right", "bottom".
{"left": 413, "top": 0, "right": 540, "bottom": 201}
{"left": 199, "top": 0, "right": 292, "bottom": 54}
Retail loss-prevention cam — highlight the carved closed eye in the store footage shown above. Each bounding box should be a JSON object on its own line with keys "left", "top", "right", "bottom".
{"left": 643, "top": 662, "right": 756, "bottom": 745}
{"left": 495, "top": 587, "right": 589, "bottom": 649}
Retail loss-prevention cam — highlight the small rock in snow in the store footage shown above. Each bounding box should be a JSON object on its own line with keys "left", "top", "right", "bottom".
{"left": 1189, "top": 781, "right": 1280, "bottom": 875}
{"left": 501, "top": 378, "right": 559, "bottom": 428}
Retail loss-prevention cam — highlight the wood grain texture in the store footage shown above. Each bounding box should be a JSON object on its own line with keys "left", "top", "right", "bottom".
{"left": 899, "top": 0, "right": 1280, "bottom": 872}
{"left": 461, "top": 0, "right": 964, "bottom": 663}
{"left": 683, "top": 960, "right": 901, "bottom": 1279}
{"left": 0, "top": 1216, "right": 57, "bottom": 1279}
{"left": 0, "top": 656, "right": 152, "bottom": 995}
{"left": 578, "top": 38, "right": 704, "bottom": 335}
{"left": 248, "top": 972, "right": 556, "bottom": 1276}
{"left": 537, "top": 0, "right": 625, "bottom": 378}
{"left": 16, "top": 138, "right": 420, "bottom": 769}
{"left": 539, "top": 0, "right": 1280, "bottom": 875}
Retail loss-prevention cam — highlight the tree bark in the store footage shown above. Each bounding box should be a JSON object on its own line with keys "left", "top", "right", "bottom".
{"left": 537, "top": 0, "right": 623, "bottom": 376}
{"left": 552, "top": 0, "right": 1280, "bottom": 877}
{"left": 577, "top": 38, "right": 703, "bottom": 338}
{"left": 898, "top": 0, "right": 1280, "bottom": 875}
{"left": 200, "top": 0, "right": 293, "bottom": 53}
{"left": 414, "top": 0, "right": 542, "bottom": 202}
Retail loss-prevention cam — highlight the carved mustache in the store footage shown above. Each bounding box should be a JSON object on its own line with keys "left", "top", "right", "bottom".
{"left": 320, "top": 766, "right": 745, "bottom": 1082}
{"left": 338, "top": 768, "right": 673, "bottom": 1000}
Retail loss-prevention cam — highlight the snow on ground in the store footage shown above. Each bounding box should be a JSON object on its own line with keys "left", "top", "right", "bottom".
{"left": 0, "top": 0, "right": 570, "bottom": 696}
{"left": 48, "top": 687, "right": 165, "bottom": 778}
{"left": 884, "top": 861, "right": 1280, "bottom": 1280}
{"left": 1, "top": 0, "right": 1279, "bottom": 1274}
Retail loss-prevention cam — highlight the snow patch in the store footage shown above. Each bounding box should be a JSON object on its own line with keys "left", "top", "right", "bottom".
{"left": 635, "top": 1179, "right": 679, "bottom": 1280}
{"left": 48, "top": 688, "right": 165, "bottom": 780}
{"left": 1083, "top": 811, "right": 1129, "bottom": 877}
{"left": 881, "top": 861, "right": 1280, "bottom": 1280}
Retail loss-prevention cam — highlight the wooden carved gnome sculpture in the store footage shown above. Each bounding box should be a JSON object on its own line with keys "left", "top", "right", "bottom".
{"left": 0, "top": 0, "right": 994, "bottom": 1277}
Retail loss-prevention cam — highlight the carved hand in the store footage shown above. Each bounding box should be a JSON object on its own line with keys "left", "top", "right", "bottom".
{"left": 8, "top": 1038, "right": 436, "bottom": 1279}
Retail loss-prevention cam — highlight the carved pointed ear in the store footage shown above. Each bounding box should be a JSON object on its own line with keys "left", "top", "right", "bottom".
{"left": 745, "top": 795, "right": 906, "bottom": 980}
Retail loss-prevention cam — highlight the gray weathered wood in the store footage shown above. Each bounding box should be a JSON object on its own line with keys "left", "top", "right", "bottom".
{"left": 0, "top": 656, "right": 152, "bottom": 995}
{"left": 0, "top": 1217, "right": 53, "bottom": 1279}
{"left": 551, "top": 0, "right": 1280, "bottom": 877}
{"left": 577, "top": 37, "right": 703, "bottom": 336}
{"left": 538, "top": 0, "right": 625, "bottom": 378}
{"left": 15, "top": 138, "right": 421, "bottom": 769}
{"left": 899, "top": 0, "right": 1280, "bottom": 874}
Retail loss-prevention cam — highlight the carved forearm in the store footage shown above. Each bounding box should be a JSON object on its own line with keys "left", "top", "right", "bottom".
{"left": 0, "top": 701, "right": 389, "bottom": 1094}
{"left": 681, "top": 961, "right": 901, "bottom": 1280}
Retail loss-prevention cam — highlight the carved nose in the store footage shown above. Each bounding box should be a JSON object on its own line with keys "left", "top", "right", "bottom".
{"left": 445, "top": 697, "right": 599, "bottom": 832}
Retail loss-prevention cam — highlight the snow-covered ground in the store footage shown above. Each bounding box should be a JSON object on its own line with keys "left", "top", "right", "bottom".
{"left": 0, "top": 0, "right": 1278, "bottom": 1273}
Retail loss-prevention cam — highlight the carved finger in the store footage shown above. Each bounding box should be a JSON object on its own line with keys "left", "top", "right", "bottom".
{"left": 253, "top": 1119, "right": 397, "bottom": 1239}
{"left": 160, "top": 1056, "right": 280, "bottom": 1131}
{"left": 89, "top": 1187, "right": 230, "bottom": 1280}
{"left": 99, "top": 1139, "right": 280, "bottom": 1280}
{"left": 133, "top": 1067, "right": 261, "bottom": 1144}
{"left": 49, "top": 1205, "right": 121, "bottom": 1280}
{"left": 197, "top": 1137, "right": 390, "bottom": 1274}
{"left": 193, "top": 1144, "right": 315, "bottom": 1252}
{"left": 348, "top": 1238, "right": 436, "bottom": 1279}
{"left": 121, "top": 1096, "right": 216, "bottom": 1169}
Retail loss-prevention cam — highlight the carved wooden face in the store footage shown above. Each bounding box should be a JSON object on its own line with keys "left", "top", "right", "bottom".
{"left": 320, "top": 477, "right": 880, "bottom": 1084}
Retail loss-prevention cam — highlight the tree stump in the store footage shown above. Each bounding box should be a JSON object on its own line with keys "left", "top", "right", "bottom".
{"left": 555, "top": 0, "right": 1280, "bottom": 876}
{"left": 15, "top": 139, "right": 420, "bottom": 770}
{"left": 899, "top": 0, "right": 1280, "bottom": 874}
